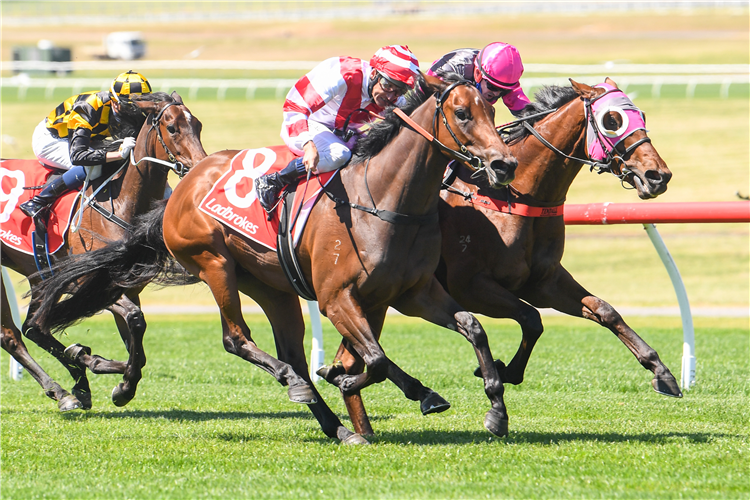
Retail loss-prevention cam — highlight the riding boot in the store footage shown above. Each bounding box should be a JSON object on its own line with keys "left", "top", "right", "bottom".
{"left": 19, "top": 175, "right": 70, "bottom": 219}
{"left": 19, "top": 165, "right": 86, "bottom": 221}
{"left": 254, "top": 157, "right": 306, "bottom": 213}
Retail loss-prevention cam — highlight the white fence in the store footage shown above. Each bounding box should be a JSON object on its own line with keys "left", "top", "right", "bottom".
{"left": 2, "top": 62, "right": 748, "bottom": 100}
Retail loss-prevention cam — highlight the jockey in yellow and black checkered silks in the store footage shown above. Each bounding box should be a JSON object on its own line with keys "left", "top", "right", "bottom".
{"left": 20, "top": 70, "right": 152, "bottom": 221}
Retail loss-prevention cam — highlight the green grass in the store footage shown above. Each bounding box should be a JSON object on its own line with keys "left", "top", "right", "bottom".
{"left": 2, "top": 314, "right": 748, "bottom": 499}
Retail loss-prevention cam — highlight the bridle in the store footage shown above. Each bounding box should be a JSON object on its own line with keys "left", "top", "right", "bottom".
{"left": 72, "top": 100, "right": 193, "bottom": 233}
{"left": 496, "top": 88, "right": 652, "bottom": 189}
{"left": 321, "top": 79, "right": 491, "bottom": 226}
{"left": 130, "top": 101, "right": 190, "bottom": 178}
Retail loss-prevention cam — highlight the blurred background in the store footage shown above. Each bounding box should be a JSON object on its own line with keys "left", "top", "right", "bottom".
{"left": 2, "top": 0, "right": 748, "bottom": 316}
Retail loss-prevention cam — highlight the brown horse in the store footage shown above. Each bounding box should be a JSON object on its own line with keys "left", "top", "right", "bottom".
{"left": 1, "top": 91, "right": 206, "bottom": 411}
{"left": 29, "top": 74, "right": 518, "bottom": 443}
{"left": 321, "top": 78, "right": 681, "bottom": 436}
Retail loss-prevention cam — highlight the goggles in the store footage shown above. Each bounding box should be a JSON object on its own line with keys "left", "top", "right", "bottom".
{"left": 378, "top": 73, "right": 409, "bottom": 96}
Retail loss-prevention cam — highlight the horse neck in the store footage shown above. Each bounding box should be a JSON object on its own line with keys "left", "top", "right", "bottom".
{"left": 115, "top": 122, "right": 169, "bottom": 217}
{"left": 510, "top": 98, "right": 588, "bottom": 203}
{"left": 362, "top": 99, "right": 447, "bottom": 216}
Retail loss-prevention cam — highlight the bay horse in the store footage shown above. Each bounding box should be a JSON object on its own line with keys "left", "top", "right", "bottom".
{"left": 1, "top": 91, "right": 206, "bottom": 411}
{"left": 29, "top": 74, "right": 518, "bottom": 443}
{"left": 320, "top": 78, "right": 681, "bottom": 436}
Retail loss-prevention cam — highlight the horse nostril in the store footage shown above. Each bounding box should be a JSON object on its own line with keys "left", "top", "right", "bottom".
{"left": 490, "top": 158, "right": 517, "bottom": 175}
{"left": 644, "top": 169, "right": 663, "bottom": 183}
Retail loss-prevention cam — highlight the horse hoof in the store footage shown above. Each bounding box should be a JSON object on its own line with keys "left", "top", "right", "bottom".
{"left": 73, "top": 389, "right": 93, "bottom": 410}
{"left": 483, "top": 409, "right": 509, "bottom": 437}
{"left": 64, "top": 343, "right": 91, "bottom": 362}
{"left": 58, "top": 394, "right": 83, "bottom": 412}
{"left": 288, "top": 385, "right": 317, "bottom": 405}
{"left": 111, "top": 384, "right": 134, "bottom": 407}
{"left": 342, "top": 433, "right": 370, "bottom": 445}
{"left": 421, "top": 390, "right": 451, "bottom": 415}
{"left": 652, "top": 377, "right": 683, "bottom": 398}
{"left": 473, "top": 359, "right": 508, "bottom": 379}
{"left": 316, "top": 361, "right": 344, "bottom": 382}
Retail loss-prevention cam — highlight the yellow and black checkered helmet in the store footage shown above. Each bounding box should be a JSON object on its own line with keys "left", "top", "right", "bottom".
{"left": 110, "top": 70, "right": 151, "bottom": 102}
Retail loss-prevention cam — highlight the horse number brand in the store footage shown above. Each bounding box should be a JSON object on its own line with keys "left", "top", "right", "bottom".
{"left": 333, "top": 239, "right": 342, "bottom": 264}
{"left": 460, "top": 235, "right": 471, "bottom": 252}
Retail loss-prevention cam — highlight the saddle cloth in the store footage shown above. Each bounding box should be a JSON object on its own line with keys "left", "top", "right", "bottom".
{"left": 198, "top": 146, "right": 336, "bottom": 251}
{"left": 0, "top": 159, "right": 78, "bottom": 255}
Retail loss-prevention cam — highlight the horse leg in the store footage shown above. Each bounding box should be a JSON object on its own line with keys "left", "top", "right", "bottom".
{"left": 193, "top": 252, "right": 317, "bottom": 404}
{"left": 20, "top": 297, "right": 93, "bottom": 410}
{"left": 236, "top": 271, "right": 367, "bottom": 444}
{"left": 318, "top": 340, "right": 374, "bottom": 436}
{"left": 325, "top": 293, "right": 450, "bottom": 420}
{"left": 393, "top": 277, "right": 509, "bottom": 437}
{"left": 1, "top": 285, "right": 82, "bottom": 411}
{"left": 104, "top": 293, "right": 147, "bottom": 407}
{"left": 521, "top": 265, "right": 682, "bottom": 398}
{"left": 451, "top": 271, "right": 544, "bottom": 385}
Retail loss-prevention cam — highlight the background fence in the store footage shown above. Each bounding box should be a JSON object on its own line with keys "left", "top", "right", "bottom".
{"left": 3, "top": 62, "right": 748, "bottom": 101}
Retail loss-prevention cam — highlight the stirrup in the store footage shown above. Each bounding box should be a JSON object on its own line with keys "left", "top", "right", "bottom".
{"left": 19, "top": 200, "right": 46, "bottom": 219}
{"left": 255, "top": 175, "right": 282, "bottom": 214}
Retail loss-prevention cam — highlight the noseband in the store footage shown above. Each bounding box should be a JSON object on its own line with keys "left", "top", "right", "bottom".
{"left": 130, "top": 101, "right": 190, "bottom": 178}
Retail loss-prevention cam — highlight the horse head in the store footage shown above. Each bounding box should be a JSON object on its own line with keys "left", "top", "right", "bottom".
{"left": 422, "top": 73, "right": 517, "bottom": 188}
{"left": 126, "top": 92, "right": 207, "bottom": 176}
{"left": 571, "top": 78, "right": 672, "bottom": 199}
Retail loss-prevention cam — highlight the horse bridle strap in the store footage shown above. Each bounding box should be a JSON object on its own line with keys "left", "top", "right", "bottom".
{"left": 131, "top": 101, "right": 189, "bottom": 178}
{"left": 392, "top": 84, "right": 484, "bottom": 171}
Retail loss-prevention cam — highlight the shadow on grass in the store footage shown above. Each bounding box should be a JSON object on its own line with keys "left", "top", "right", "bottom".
{"left": 57, "top": 408, "right": 394, "bottom": 424}
{"left": 370, "top": 429, "right": 728, "bottom": 445}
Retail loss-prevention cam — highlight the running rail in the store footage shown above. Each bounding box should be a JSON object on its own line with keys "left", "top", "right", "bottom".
{"left": 564, "top": 201, "right": 750, "bottom": 390}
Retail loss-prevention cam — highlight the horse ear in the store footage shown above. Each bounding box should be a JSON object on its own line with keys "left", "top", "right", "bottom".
{"left": 421, "top": 72, "right": 446, "bottom": 95}
{"left": 131, "top": 99, "right": 160, "bottom": 116}
{"left": 604, "top": 77, "right": 619, "bottom": 88}
{"left": 569, "top": 79, "right": 597, "bottom": 99}
{"left": 171, "top": 91, "right": 184, "bottom": 104}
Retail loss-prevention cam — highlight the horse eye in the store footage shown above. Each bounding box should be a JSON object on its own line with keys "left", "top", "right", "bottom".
{"left": 455, "top": 109, "right": 468, "bottom": 121}
{"left": 604, "top": 113, "right": 621, "bottom": 131}
{"left": 167, "top": 125, "right": 176, "bottom": 134}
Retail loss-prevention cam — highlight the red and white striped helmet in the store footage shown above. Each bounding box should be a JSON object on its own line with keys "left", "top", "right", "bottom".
{"left": 474, "top": 42, "right": 524, "bottom": 89}
{"left": 370, "top": 45, "right": 420, "bottom": 89}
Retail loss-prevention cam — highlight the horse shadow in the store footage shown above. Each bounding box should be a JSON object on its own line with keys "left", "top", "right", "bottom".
{"left": 370, "top": 429, "right": 729, "bottom": 446}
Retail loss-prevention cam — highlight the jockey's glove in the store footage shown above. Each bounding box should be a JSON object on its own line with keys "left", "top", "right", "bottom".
{"left": 119, "top": 137, "right": 137, "bottom": 159}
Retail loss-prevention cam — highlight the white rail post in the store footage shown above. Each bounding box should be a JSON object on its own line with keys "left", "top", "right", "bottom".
{"left": 2, "top": 267, "right": 25, "bottom": 380}
{"left": 642, "top": 224, "right": 696, "bottom": 390}
{"left": 306, "top": 300, "right": 325, "bottom": 383}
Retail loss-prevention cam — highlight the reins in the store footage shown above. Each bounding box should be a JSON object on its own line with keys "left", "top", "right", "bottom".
{"left": 496, "top": 88, "right": 652, "bottom": 189}
{"left": 130, "top": 101, "right": 190, "bottom": 178}
{"left": 72, "top": 100, "right": 189, "bottom": 233}
{"left": 320, "top": 81, "right": 483, "bottom": 226}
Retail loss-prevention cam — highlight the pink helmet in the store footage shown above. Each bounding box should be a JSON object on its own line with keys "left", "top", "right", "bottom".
{"left": 474, "top": 42, "right": 524, "bottom": 89}
{"left": 370, "top": 45, "right": 420, "bottom": 89}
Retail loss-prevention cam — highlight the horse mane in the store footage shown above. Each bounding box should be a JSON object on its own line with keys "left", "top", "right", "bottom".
{"left": 352, "top": 73, "right": 466, "bottom": 161}
{"left": 95, "top": 91, "right": 176, "bottom": 152}
{"left": 504, "top": 85, "right": 579, "bottom": 144}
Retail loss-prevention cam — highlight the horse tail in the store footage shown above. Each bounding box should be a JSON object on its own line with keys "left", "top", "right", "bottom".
{"left": 30, "top": 200, "right": 195, "bottom": 333}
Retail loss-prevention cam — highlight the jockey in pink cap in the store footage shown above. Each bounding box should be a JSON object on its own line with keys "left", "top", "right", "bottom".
{"left": 428, "top": 42, "right": 531, "bottom": 116}
{"left": 255, "top": 45, "right": 420, "bottom": 213}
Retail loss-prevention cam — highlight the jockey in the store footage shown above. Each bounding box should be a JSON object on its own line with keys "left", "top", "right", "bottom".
{"left": 428, "top": 42, "right": 531, "bottom": 116}
{"left": 254, "top": 45, "right": 421, "bottom": 213}
{"left": 19, "top": 70, "right": 151, "bottom": 222}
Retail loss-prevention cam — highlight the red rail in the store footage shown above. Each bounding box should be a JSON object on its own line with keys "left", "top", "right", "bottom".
{"left": 564, "top": 201, "right": 750, "bottom": 225}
